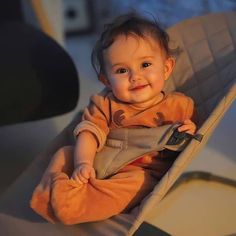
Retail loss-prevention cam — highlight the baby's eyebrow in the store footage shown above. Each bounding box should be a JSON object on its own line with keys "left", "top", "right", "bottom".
{"left": 139, "top": 56, "right": 154, "bottom": 60}
{"left": 111, "top": 63, "right": 125, "bottom": 68}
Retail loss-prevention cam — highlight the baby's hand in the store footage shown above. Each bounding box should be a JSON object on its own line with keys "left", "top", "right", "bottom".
{"left": 178, "top": 119, "right": 196, "bottom": 135}
{"left": 71, "top": 163, "right": 96, "bottom": 184}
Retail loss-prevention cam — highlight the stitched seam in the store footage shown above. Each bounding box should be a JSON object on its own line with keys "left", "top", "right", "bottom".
{"left": 178, "top": 22, "right": 207, "bottom": 115}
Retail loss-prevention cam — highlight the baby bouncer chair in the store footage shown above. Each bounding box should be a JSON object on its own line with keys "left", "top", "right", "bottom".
{"left": 0, "top": 11, "right": 235, "bottom": 236}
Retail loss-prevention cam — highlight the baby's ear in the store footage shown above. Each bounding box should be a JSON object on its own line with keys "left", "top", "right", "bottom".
{"left": 99, "top": 74, "right": 111, "bottom": 87}
{"left": 164, "top": 57, "right": 175, "bottom": 80}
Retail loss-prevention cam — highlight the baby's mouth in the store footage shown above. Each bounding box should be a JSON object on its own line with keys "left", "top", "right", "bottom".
{"left": 129, "top": 84, "right": 149, "bottom": 91}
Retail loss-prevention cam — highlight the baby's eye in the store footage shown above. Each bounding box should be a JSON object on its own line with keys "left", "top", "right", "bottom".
{"left": 142, "top": 62, "right": 151, "bottom": 68}
{"left": 116, "top": 68, "right": 128, "bottom": 74}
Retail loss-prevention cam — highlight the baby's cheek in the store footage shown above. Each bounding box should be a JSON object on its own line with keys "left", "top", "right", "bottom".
{"left": 113, "top": 89, "right": 128, "bottom": 102}
{"left": 112, "top": 81, "right": 127, "bottom": 93}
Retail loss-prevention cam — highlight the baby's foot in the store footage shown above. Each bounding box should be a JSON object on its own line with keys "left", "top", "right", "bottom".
{"left": 30, "top": 181, "right": 57, "bottom": 223}
{"left": 50, "top": 172, "right": 84, "bottom": 224}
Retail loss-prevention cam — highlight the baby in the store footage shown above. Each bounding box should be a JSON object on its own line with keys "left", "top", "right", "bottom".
{"left": 31, "top": 13, "right": 196, "bottom": 224}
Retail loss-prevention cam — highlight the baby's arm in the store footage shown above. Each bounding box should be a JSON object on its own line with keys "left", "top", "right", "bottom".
{"left": 71, "top": 91, "right": 111, "bottom": 183}
{"left": 71, "top": 131, "right": 98, "bottom": 183}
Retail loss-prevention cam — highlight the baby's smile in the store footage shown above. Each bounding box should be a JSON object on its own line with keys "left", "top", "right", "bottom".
{"left": 129, "top": 84, "right": 149, "bottom": 91}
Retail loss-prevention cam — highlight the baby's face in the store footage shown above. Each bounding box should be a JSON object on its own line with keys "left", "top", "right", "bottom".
{"left": 103, "top": 34, "right": 174, "bottom": 109}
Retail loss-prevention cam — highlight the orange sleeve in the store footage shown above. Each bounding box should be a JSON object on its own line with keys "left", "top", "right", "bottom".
{"left": 73, "top": 90, "right": 111, "bottom": 151}
{"left": 185, "top": 96, "right": 195, "bottom": 120}
{"left": 162, "top": 93, "right": 196, "bottom": 124}
{"left": 183, "top": 95, "right": 200, "bottom": 127}
{"left": 82, "top": 91, "right": 111, "bottom": 135}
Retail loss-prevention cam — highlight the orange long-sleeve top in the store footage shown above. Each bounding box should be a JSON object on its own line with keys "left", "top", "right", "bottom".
{"left": 74, "top": 88, "right": 195, "bottom": 152}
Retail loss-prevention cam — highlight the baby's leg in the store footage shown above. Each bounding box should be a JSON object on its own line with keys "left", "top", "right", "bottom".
{"left": 51, "top": 164, "right": 157, "bottom": 225}
{"left": 30, "top": 146, "right": 74, "bottom": 223}
{"left": 40, "top": 146, "right": 74, "bottom": 190}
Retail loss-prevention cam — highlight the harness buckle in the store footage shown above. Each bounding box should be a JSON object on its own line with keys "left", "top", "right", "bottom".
{"left": 167, "top": 128, "right": 203, "bottom": 146}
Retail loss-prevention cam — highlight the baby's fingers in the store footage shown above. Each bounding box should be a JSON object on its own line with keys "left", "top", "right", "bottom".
{"left": 80, "top": 168, "right": 90, "bottom": 182}
{"left": 78, "top": 174, "right": 89, "bottom": 183}
{"left": 71, "top": 172, "right": 87, "bottom": 184}
{"left": 71, "top": 175, "right": 83, "bottom": 184}
{"left": 178, "top": 125, "right": 195, "bottom": 135}
{"left": 80, "top": 166, "right": 96, "bottom": 180}
{"left": 178, "top": 119, "right": 196, "bottom": 135}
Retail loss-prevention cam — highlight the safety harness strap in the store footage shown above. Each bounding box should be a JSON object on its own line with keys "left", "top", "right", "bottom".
{"left": 93, "top": 123, "right": 202, "bottom": 179}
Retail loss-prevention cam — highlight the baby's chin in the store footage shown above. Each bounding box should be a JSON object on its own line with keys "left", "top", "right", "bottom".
{"left": 112, "top": 92, "right": 161, "bottom": 108}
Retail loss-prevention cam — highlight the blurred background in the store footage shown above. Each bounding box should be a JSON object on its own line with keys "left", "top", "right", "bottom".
{"left": 0, "top": 1, "right": 236, "bottom": 235}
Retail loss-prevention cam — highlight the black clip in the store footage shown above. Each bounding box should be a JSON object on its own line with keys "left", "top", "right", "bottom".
{"left": 167, "top": 128, "right": 203, "bottom": 146}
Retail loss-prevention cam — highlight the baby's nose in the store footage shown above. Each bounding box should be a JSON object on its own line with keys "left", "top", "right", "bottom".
{"left": 130, "top": 71, "right": 141, "bottom": 82}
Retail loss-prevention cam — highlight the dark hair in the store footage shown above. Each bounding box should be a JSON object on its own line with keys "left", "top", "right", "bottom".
{"left": 91, "top": 13, "right": 174, "bottom": 77}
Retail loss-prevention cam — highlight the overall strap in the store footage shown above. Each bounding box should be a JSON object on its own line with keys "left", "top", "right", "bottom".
{"left": 93, "top": 123, "right": 199, "bottom": 179}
